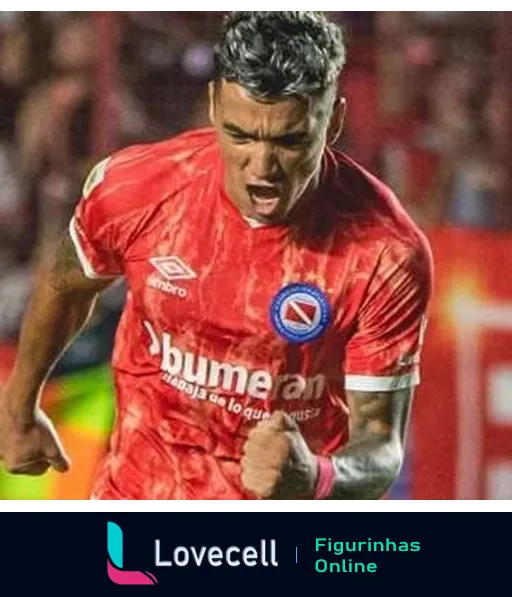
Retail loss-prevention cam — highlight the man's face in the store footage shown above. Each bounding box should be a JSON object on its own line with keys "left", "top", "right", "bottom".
{"left": 210, "top": 80, "right": 340, "bottom": 224}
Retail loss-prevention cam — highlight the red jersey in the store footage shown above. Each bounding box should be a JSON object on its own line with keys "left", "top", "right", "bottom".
{"left": 70, "top": 128, "right": 433, "bottom": 500}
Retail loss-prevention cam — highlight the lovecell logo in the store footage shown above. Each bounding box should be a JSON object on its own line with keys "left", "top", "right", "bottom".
{"left": 107, "top": 522, "right": 158, "bottom": 586}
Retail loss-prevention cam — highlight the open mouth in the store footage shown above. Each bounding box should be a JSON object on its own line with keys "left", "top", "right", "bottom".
{"left": 247, "top": 184, "right": 282, "bottom": 216}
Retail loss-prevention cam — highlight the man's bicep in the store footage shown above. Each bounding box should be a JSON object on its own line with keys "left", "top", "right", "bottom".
{"left": 345, "top": 242, "right": 432, "bottom": 394}
{"left": 46, "top": 232, "right": 118, "bottom": 295}
{"left": 345, "top": 388, "right": 414, "bottom": 446}
{"left": 70, "top": 156, "right": 127, "bottom": 280}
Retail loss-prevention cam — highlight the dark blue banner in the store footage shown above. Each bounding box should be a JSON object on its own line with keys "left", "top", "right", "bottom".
{"left": 3, "top": 513, "right": 508, "bottom": 594}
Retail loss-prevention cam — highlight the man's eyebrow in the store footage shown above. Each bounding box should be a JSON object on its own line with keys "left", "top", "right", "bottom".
{"left": 274, "top": 131, "right": 308, "bottom": 142}
{"left": 223, "top": 122, "right": 256, "bottom": 137}
{"left": 223, "top": 122, "right": 308, "bottom": 142}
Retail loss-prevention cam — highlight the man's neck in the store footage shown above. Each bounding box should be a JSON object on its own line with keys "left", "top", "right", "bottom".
{"left": 243, "top": 217, "right": 270, "bottom": 229}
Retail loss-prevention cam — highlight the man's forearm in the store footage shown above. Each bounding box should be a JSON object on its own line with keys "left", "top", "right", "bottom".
{"left": 327, "top": 436, "right": 403, "bottom": 500}
{"left": 6, "top": 277, "right": 98, "bottom": 416}
{"left": 4, "top": 235, "right": 108, "bottom": 418}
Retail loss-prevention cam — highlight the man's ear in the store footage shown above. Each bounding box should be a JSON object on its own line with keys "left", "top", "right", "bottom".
{"left": 327, "top": 97, "right": 347, "bottom": 147}
{"left": 208, "top": 81, "right": 217, "bottom": 126}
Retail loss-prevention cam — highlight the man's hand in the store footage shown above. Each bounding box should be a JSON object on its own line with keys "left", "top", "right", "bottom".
{"left": 0, "top": 394, "right": 70, "bottom": 476}
{"left": 241, "top": 411, "right": 318, "bottom": 500}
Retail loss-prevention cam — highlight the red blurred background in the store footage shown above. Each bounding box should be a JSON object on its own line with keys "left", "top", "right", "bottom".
{"left": 0, "top": 11, "right": 511, "bottom": 499}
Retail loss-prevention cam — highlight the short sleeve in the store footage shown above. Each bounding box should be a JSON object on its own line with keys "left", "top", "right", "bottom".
{"left": 344, "top": 240, "right": 433, "bottom": 392}
{"left": 69, "top": 157, "right": 124, "bottom": 279}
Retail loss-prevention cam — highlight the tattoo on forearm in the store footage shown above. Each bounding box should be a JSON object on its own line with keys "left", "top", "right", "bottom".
{"left": 349, "top": 393, "right": 394, "bottom": 441}
{"left": 330, "top": 438, "right": 401, "bottom": 499}
{"left": 48, "top": 235, "right": 82, "bottom": 292}
{"left": 327, "top": 390, "right": 412, "bottom": 499}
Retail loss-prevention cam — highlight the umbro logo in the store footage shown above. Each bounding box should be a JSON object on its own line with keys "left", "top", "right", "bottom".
{"left": 149, "top": 257, "right": 197, "bottom": 281}
{"left": 147, "top": 257, "right": 196, "bottom": 299}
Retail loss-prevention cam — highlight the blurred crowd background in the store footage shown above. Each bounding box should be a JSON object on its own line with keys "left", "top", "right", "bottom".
{"left": 0, "top": 11, "right": 511, "bottom": 500}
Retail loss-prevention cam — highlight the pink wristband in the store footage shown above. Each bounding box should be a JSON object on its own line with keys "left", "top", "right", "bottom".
{"left": 314, "top": 456, "right": 336, "bottom": 500}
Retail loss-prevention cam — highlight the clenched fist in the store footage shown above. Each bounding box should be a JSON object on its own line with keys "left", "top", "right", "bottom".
{"left": 0, "top": 390, "right": 70, "bottom": 476}
{"left": 241, "top": 411, "right": 318, "bottom": 499}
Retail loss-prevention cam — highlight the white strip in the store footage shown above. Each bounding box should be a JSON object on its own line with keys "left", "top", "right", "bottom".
{"left": 452, "top": 300, "right": 512, "bottom": 500}
{"left": 455, "top": 328, "right": 480, "bottom": 500}
{"left": 68, "top": 217, "right": 118, "bottom": 280}
{"left": 143, "top": 320, "right": 161, "bottom": 356}
{"left": 289, "top": 301, "right": 313, "bottom": 326}
{"left": 457, "top": 303, "right": 512, "bottom": 330}
{"left": 345, "top": 371, "right": 420, "bottom": 392}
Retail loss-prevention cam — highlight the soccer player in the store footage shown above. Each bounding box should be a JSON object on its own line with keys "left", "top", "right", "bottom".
{"left": 0, "top": 12, "right": 432, "bottom": 500}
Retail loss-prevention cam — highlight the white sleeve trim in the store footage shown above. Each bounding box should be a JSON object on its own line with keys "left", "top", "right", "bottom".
{"left": 345, "top": 371, "right": 420, "bottom": 392}
{"left": 68, "top": 217, "right": 120, "bottom": 280}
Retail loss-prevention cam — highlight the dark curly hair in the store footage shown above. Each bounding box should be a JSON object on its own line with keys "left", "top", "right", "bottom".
{"left": 214, "top": 12, "right": 346, "bottom": 100}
